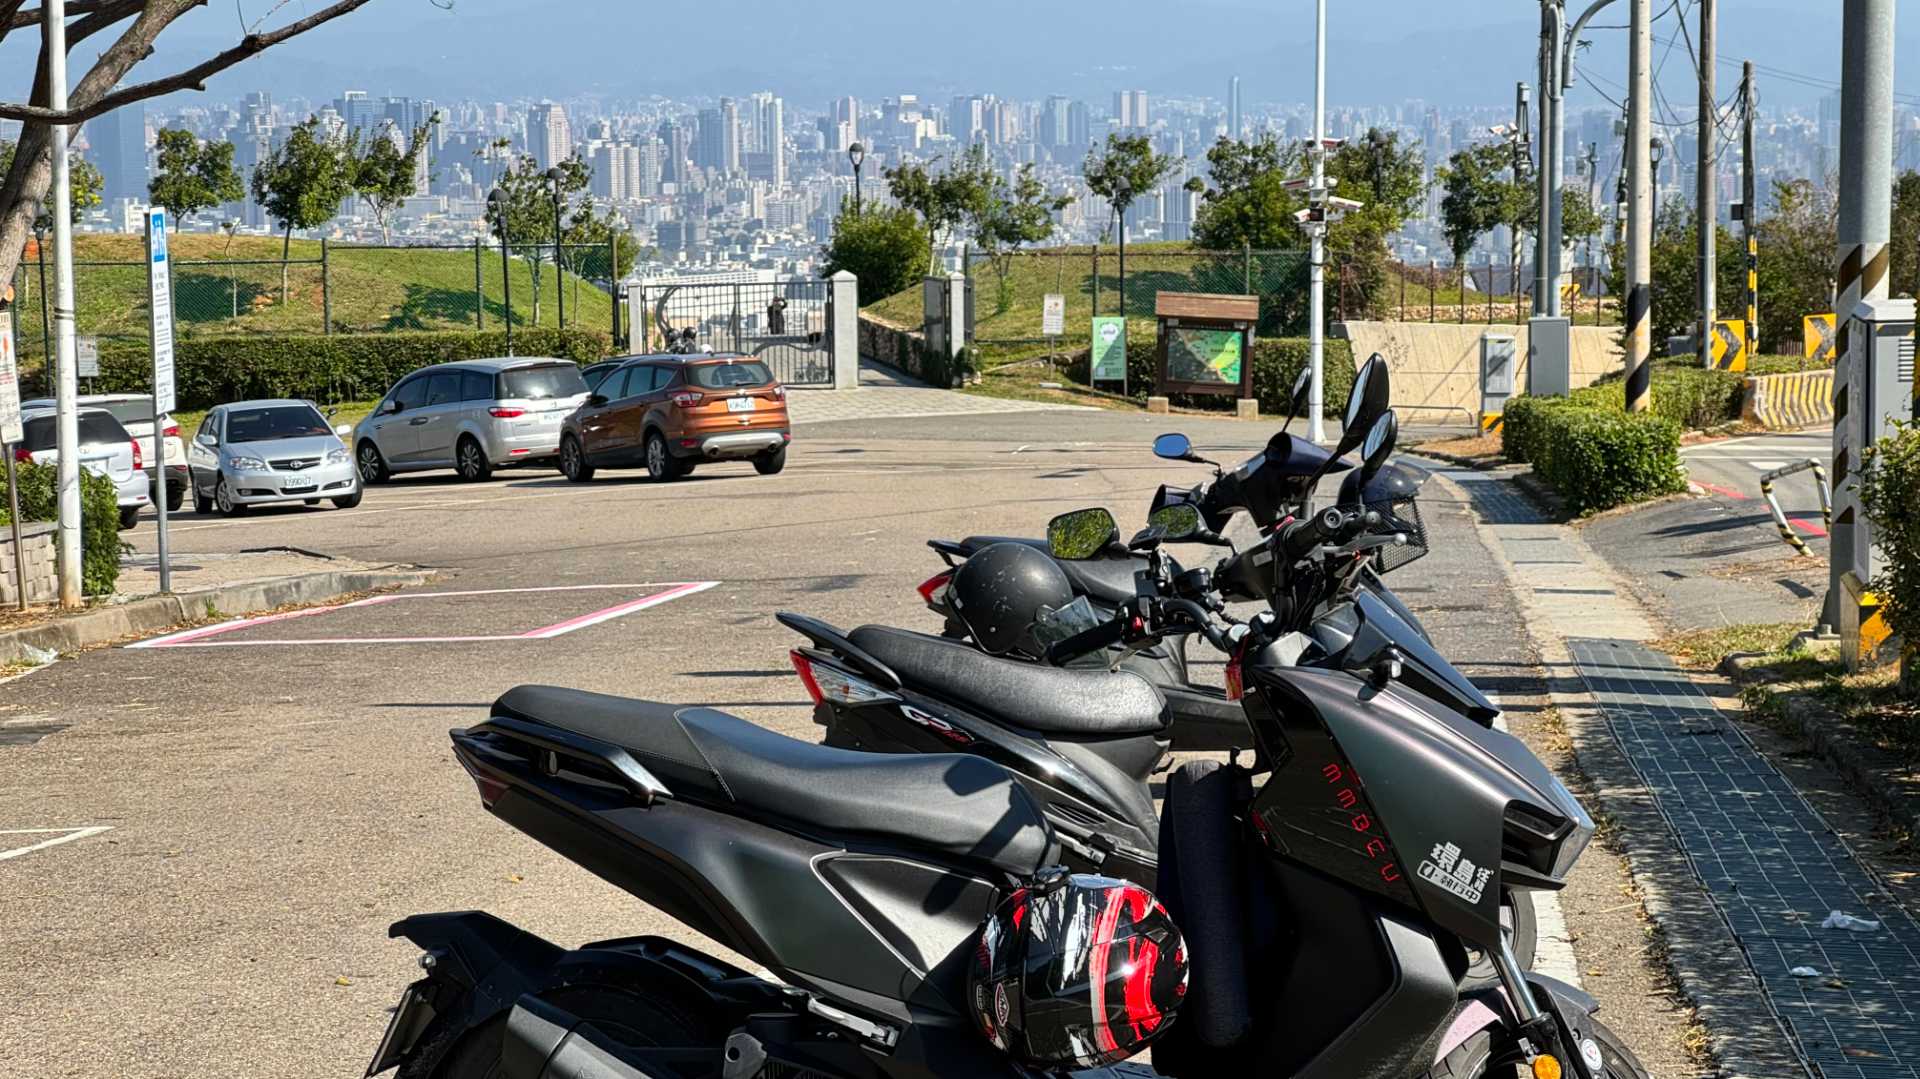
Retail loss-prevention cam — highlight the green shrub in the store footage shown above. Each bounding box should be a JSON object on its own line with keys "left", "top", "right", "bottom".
{"left": 1857, "top": 419, "right": 1920, "bottom": 690}
{"left": 1518, "top": 404, "right": 1686, "bottom": 515}
{"left": 88, "top": 328, "right": 608, "bottom": 410}
{"left": 1066, "top": 337, "right": 1355, "bottom": 419}
{"left": 1, "top": 461, "right": 123, "bottom": 596}
{"left": 1584, "top": 360, "right": 1746, "bottom": 430}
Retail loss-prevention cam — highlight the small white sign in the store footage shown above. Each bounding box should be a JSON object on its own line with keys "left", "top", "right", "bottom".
{"left": 146, "top": 209, "right": 176, "bottom": 414}
{"left": 0, "top": 310, "right": 20, "bottom": 445}
{"left": 75, "top": 335, "right": 98, "bottom": 378}
{"left": 1041, "top": 293, "right": 1066, "bottom": 337}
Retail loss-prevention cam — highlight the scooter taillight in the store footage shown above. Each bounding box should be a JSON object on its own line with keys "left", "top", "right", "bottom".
{"left": 916, "top": 569, "right": 954, "bottom": 608}
{"left": 456, "top": 752, "right": 510, "bottom": 808}
{"left": 790, "top": 649, "right": 896, "bottom": 706}
{"left": 1224, "top": 645, "right": 1246, "bottom": 701}
{"left": 790, "top": 650, "right": 826, "bottom": 707}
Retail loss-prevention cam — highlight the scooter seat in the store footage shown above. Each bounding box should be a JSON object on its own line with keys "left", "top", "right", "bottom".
{"left": 492, "top": 685, "right": 1055, "bottom": 877}
{"left": 847, "top": 625, "right": 1170, "bottom": 736}
{"left": 959, "top": 535, "right": 1143, "bottom": 608}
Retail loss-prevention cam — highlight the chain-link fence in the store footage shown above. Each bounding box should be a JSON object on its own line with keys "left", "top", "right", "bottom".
{"left": 6, "top": 239, "right": 625, "bottom": 377}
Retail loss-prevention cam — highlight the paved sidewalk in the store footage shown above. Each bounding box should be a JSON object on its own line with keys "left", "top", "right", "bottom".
{"left": 785, "top": 359, "right": 1092, "bottom": 424}
{"left": 1434, "top": 463, "right": 1920, "bottom": 1078}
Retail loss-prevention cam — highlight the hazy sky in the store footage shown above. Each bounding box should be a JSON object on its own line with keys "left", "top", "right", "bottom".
{"left": 3, "top": 1, "right": 1911, "bottom": 114}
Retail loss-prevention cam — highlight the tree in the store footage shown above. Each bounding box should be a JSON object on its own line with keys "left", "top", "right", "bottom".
{"left": 0, "top": 0, "right": 393, "bottom": 294}
{"left": 148, "top": 128, "right": 244, "bottom": 231}
{"left": 1438, "top": 143, "right": 1526, "bottom": 304}
{"left": 1191, "top": 134, "right": 1303, "bottom": 250}
{"left": 1888, "top": 171, "right": 1920, "bottom": 302}
{"left": 820, "top": 203, "right": 927, "bottom": 302}
{"left": 1560, "top": 187, "right": 1606, "bottom": 264}
{"left": 485, "top": 153, "right": 597, "bottom": 326}
{"left": 1322, "top": 129, "right": 1427, "bottom": 317}
{"left": 1083, "top": 133, "right": 1179, "bottom": 235}
{"left": 969, "top": 164, "right": 1072, "bottom": 313}
{"left": 353, "top": 122, "right": 431, "bottom": 243}
{"left": 885, "top": 146, "right": 996, "bottom": 275}
{"left": 0, "top": 141, "right": 100, "bottom": 230}
{"left": 251, "top": 116, "right": 356, "bottom": 299}
{"left": 1752, "top": 178, "right": 1839, "bottom": 354}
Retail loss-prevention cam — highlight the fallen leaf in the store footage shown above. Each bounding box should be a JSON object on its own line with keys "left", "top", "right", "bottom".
{"left": 335, "top": 976, "right": 353, "bottom": 987}
{"left": 1843, "top": 1047, "right": 1885, "bottom": 1058}
{"left": 505, "top": 874, "right": 524, "bottom": 884}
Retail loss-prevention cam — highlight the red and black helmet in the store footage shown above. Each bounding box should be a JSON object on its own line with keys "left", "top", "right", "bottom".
{"left": 968, "top": 872, "right": 1189, "bottom": 1068}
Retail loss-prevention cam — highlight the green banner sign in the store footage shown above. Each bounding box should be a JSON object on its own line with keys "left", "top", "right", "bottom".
{"left": 1091, "top": 317, "right": 1127, "bottom": 383}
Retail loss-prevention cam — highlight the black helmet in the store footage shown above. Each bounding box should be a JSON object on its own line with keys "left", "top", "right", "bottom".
{"left": 969, "top": 872, "right": 1189, "bottom": 1068}
{"left": 950, "top": 543, "right": 1075, "bottom": 659}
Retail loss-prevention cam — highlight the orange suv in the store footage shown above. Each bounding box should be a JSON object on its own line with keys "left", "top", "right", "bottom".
{"left": 558, "top": 353, "right": 792, "bottom": 482}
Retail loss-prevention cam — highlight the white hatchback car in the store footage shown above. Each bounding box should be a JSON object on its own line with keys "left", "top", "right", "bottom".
{"left": 22, "top": 394, "right": 188, "bottom": 512}
{"left": 17, "top": 406, "right": 150, "bottom": 529}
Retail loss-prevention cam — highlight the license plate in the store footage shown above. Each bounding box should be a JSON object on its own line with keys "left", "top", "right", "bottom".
{"left": 727, "top": 397, "right": 754, "bottom": 413}
{"left": 282, "top": 474, "right": 310, "bottom": 489}
{"left": 366, "top": 981, "right": 437, "bottom": 1077}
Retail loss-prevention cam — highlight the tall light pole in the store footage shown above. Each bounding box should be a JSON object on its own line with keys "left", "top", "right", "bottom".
{"left": 488, "top": 187, "right": 514, "bottom": 357}
{"left": 1114, "top": 176, "right": 1132, "bottom": 318}
{"left": 1625, "top": 0, "right": 1653, "bottom": 412}
{"left": 44, "top": 0, "right": 80, "bottom": 607}
{"left": 545, "top": 166, "right": 566, "bottom": 331}
{"left": 1560, "top": 0, "right": 1621, "bottom": 316}
{"left": 1695, "top": 0, "right": 1717, "bottom": 370}
{"left": 848, "top": 142, "right": 866, "bottom": 213}
{"left": 1307, "top": 0, "right": 1328, "bottom": 444}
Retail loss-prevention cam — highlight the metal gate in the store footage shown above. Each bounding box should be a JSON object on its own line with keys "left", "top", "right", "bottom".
{"left": 636, "top": 278, "right": 832, "bottom": 386}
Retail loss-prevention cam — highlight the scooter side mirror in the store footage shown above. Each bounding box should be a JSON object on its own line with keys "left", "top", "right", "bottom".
{"left": 1284, "top": 366, "right": 1312, "bottom": 432}
{"left": 1341, "top": 354, "right": 1392, "bottom": 452}
{"left": 1145, "top": 503, "right": 1203, "bottom": 541}
{"left": 1359, "top": 411, "right": 1398, "bottom": 483}
{"left": 1047, "top": 507, "right": 1119, "bottom": 561}
{"left": 1152, "top": 432, "right": 1195, "bottom": 461}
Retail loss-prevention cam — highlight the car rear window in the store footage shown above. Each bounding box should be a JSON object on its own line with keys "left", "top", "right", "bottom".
{"left": 22, "top": 412, "right": 129, "bottom": 451}
{"left": 95, "top": 399, "right": 157, "bottom": 428}
{"left": 499, "top": 363, "right": 588, "bottom": 401}
{"left": 688, "top": 361, "right": 774, "bottom": 390}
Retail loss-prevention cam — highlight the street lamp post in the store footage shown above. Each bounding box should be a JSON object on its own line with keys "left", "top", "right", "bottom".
{"left": 545, "top": 167, "right": 565, "bottom": 330}
{"left": 488, "top": 187, "right": 514, "bottom": 357}
{"left": 848, "top": 142, "right": 867, "bottom": 212}
{"left": 32, "top": 220, "right": 50, "bottom": 385}
{"left": 1114, "top": 176, "right": 1132, "bottom": 318}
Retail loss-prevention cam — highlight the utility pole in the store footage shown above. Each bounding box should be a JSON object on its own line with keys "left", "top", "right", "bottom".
{"left": 1307, "top": 0, "right": 1328, "bottom": 444}
{"left": 1512, "top": 81, "right": 1532, "bottom": 313}
{"left": 1741, "top": 61, "right": 1758, "bottom": 353}
{"left": 1695, "top": 0, "right": 1717, "bottom": 370}
{"left": 44, "top": 0, "right": 80, "bottom": 607}
{"left": 1537, "top": 0, "right": 1568, "bottom": 317}
{"left": 1829, "top": 0, "right": 1895, "bottom": 635}
{"left": 1535, "top": 10, "right": 1552, "bottom": 317}
{"left": 1625, "top": 0, "right": 1653, "bottom": 411}
{"left": 1583, "top": 142, "right": 1600, "bottom": 284}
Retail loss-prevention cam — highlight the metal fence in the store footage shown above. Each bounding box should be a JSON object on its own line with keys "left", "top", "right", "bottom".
{"left": 6, "top": 239, "right": 625, "bottom": 366}
{"left": 635, "top": 278, "right": 834, "bottom": 386}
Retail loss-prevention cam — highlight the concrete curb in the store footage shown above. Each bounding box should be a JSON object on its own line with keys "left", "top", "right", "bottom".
{"left": 1411, "top": 447, "right": 1504, "bottom": 471}
{"left": 1718, "top": 652, "right": 1920, "bottom": 842}
{"left": 0, "top": 567, "right": 433, "bottom": 664}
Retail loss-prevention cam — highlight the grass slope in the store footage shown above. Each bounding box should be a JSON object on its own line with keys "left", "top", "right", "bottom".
{"left": 8, "top": 234, "right": 613, "bottom": 357}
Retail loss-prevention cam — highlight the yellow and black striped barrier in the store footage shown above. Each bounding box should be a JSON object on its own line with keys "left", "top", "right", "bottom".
{"left": 1742, "top": 369, "right": 1835, "bottom": 430}
{"left": 1757, "top": 459, "right": 1830, "bottom": 558}
{"left": 1480, "top": 412, "right": 1504, "bottom": 436}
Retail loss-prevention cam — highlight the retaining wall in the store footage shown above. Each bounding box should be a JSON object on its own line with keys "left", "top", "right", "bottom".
{"left": 1339, "top": 321, "right": 1625, "bottom": 425}
{"left": 0, "top": 522, "right": 57, "bottom": 606}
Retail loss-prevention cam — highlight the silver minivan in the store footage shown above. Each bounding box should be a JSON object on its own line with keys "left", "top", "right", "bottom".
{"left": 352, "top": 358, "right": 590, "bottom": 483}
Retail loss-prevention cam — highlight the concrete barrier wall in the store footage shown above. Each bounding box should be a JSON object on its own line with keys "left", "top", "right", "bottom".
{"left": 1339, "top": 321, "right": 1625, "bottom": 426}
{"left": 1743, "top": 369, "right": 1834, "bottom": 430}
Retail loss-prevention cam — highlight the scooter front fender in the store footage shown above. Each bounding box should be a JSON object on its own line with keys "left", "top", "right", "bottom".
{"left": 1441, "top": 973, "right": 1604, "bottom": 1079}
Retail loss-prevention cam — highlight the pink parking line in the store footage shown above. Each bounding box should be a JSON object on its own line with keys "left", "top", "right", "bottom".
{"left": 520, "top": 581, "right": 718, "bottom": 638}
{"left": 126, "top": 581, "right": 718, "bottom": 649}
{"left": 1693, "top": 480, "right": 1828, "bottom": 538}
{"left": 1695, "top": 481, "right": 1748, "bottom": 500}
{"left": 1789, "top": 517, "right": 1830, "bottom": 538}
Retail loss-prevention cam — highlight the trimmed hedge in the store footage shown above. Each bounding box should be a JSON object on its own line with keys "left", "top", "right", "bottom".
{"left": 1585, "top": 359, "right": 1745, "bottom": 430}
{"left": 86, "top": 328, "right": 610, "bottom": 410}
{"left": 1857, "top": 419, "right": 1920, "bottom": 689}
{"left": 1066, "top": 337, "right": 1356, "bottom": 419}
{"left": 1, "top": 461, "right": 123, "bottom": 596}
{"left": 1503, "top": 396, "right": 1686, "bottom": 515}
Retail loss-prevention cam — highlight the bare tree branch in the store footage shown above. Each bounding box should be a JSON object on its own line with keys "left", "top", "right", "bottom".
{"left": 0, "top": 0, "right": 29, "bottom": 51}
{"left": 0, "top": 0, "right": 374, "bottom": 124}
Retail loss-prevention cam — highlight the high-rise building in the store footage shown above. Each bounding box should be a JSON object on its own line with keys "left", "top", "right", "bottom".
{"left": 1113, "top": 90, "right": 1148, "bottom": 131}
{"left": 950, "top": 96, "right": 984, "bottom": 143}
{"left": 658, "top": 120, "right": 691, "bottom": 185}
{"left": 636, "top": 137, "right": 664, "bottom": 198}
{"left": 696, "top": 99, "right": 742, "bottom": 175}
{"left": 1040, "top": 96, "right": 1072, "bottom": 151}
{"left": 591, "top": 143, "right": 627, "bottom": 201}
{"left": 527, "top": 102, "right": 572, "bottom": 169}
{"left": 90, "top": 105, "right": 149, "bottom": 204}
{"left": 1068, "top": 100, "right": 1091, "bottom": 148}
{"left": 830, "top": 96, "right": 859, "bottom": 150}
{"left": 1228, "top": 76, "right": 1243, "bottom": 140}
{"left": 334, "top": 90, "right": 379, "bottom": 137}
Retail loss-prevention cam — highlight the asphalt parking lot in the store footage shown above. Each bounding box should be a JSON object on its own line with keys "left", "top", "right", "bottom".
{"left": 0, "top": 408, "right": 1308, "bottom": 1079}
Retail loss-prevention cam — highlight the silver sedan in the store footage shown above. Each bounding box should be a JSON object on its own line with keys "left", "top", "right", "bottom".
{"left": 187, "top": 400, "right": 362, "bottom": 516}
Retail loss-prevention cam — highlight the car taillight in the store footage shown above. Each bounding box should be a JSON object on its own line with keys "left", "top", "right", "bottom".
{"left": 488, "top": 407, "right": 526, "bottom": 418}
{"left": 916, "top": 569, "right": 954, "bottom": 608}
{"left": 771, "top": 384, "right": 787, "bottom": 401}
{"left": 789, "top": 650, "right": 894, "bottom": 706}
{"left": 131, "top": 439, "right": 142, "bottom": 470}
{"left": 162, "top": 424, "right": 180, "bottom": 439}
{"left": 670, "top": 391, "right": 703, "bottom": 408}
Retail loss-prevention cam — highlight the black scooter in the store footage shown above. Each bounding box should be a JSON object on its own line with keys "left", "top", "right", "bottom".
{"left": 785, "top": 408, "right": 1535, "bottom": 991}
{"left": 366, "top": 511, "right": 1643, "bottom": 1079}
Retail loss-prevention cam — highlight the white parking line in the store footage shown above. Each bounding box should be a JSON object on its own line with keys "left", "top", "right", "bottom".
{"left": 1748, "top": 460, "right": 1788, "bottom": 471}
{"left": 0, "top": 826, "right": 112, "bottom": 862}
